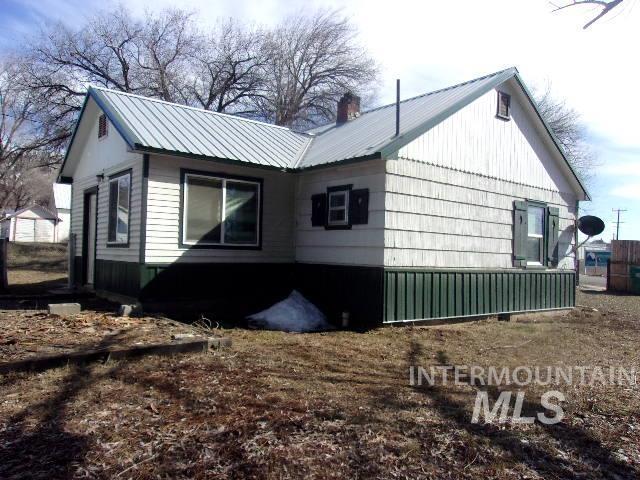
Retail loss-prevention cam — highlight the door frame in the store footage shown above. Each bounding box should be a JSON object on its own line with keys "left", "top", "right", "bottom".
{"left": 82, "top": 186, "right": 99, "bottom": 285}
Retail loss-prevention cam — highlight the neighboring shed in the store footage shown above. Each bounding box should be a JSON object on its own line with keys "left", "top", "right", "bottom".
{"left": 1, "top": 205, "right": 61, "bottom": 243}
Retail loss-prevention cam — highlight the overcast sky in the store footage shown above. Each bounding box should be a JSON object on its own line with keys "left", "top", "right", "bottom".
{"left": 2, "top": 0, "right": 638, "bottom": 241}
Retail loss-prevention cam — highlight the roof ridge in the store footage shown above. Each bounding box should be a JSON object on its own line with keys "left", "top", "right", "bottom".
{"left": 307, "top": 67, "right": 517, "bottom": 135}
{"left": 89, "top": 86, "right": 308, "bottom": 135}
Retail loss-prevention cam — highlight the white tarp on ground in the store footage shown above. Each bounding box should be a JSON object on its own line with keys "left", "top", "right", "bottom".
{"left": 247, "top": 290, "right": 333, "bottom": 333}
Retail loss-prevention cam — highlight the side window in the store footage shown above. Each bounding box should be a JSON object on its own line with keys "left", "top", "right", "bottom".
{"left": 513, "top": 200, "right": 560, "bottom": 268}
{"left": 327, "top": 188, "right": 349, "bottom": 227}
{"left": 107, "top": 171, "right": 130, "bottom": 245}
{"left": 526, "top": 205, "right": 545, "bottom": 265}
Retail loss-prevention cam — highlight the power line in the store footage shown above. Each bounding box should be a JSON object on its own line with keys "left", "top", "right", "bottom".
{"left": 612, "top": 208, "right": 627, "bottom": 240}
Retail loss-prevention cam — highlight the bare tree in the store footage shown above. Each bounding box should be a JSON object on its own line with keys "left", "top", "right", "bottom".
{"left": 136, "top": 8, "right": 199, "bottom": 102}
{"left": 551, "top": 0, "right": 625, "bottom": 28}
{"left": 183, "top": 20, "right": 267, "bottom": 113}
{"left": 0, "top": 58, "right": 66, "bottom": 209}
{"left": 534, "top": 85, "right": 597, "bottom": 184}
{"left": 257, "top": 9, "right": 378, "bottom": 128}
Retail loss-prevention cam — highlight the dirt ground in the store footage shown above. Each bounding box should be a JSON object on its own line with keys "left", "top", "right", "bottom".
{"left": 5, "top": 243, "right": 68, "bottom": 294}
{"left": 0, "top": 288, "right": 639, "bottom": 479}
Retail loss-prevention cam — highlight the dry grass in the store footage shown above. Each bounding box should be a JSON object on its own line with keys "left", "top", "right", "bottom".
{"left": 0, "top": 291, "right": 639, "bottom": 479}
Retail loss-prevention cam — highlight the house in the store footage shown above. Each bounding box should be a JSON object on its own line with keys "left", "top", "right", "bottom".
{"left": 578, "top": 239, "right": 610, "bottom": 276}
{"left": 1, "top": 205, "right": 62, "bottom": 243}
{"left": 53, "top": 183, "right": 72, "bottom": 242}
{"left": 58, "top": 67, "right": 588, "bottom": 327}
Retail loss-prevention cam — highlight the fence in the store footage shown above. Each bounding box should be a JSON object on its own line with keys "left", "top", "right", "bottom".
{"left": 608, "top": 240, "right": 640, "bottom": 294}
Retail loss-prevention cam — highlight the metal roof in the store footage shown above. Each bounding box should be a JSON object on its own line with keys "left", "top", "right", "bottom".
{"left": 89, "top": 87, "right": 312, "bottom": 169}
{"left": 299, "top": 68, "right": 517, "bottom": 168}
{"left": 61, "top": 67, "right": 588, "bottom": 199}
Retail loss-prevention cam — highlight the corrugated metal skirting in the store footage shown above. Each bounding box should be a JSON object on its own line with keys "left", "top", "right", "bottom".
{"left": 384, "top": 269, "right": 575, "bottom": 323}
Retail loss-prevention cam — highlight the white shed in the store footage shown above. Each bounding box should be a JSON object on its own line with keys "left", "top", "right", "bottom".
{"left": 1, "top": 205, "right": 61, "bottom": 243}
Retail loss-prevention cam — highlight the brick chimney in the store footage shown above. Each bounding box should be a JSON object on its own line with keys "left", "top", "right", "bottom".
{"left": 336, "top": 92, "right": 360, "bottom": 125}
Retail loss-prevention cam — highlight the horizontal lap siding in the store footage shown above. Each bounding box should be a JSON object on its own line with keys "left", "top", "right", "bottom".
{"left": 144, "top": 155, "right": 294, "bottom": 264}
{"left": 384, "top": 161, "right": 577, "bottom": 269}
{"left": 384, "top": 270, "right": 575, "bottom": 322}
{"left": 295, "top": 160, "right": 386, "bottom": 266}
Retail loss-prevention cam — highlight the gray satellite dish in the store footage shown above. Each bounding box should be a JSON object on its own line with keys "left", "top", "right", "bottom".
{"left": 577, "top": 215, "right": 605, "bottom": 237}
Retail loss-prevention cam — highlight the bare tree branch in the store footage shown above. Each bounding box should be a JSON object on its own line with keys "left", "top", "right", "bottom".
{"left": 552, "top": 0, "right": 625, "bottom": 28}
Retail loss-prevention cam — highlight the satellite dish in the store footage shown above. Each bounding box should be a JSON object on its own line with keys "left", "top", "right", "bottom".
{"left": 578, "top": 215, "right": 605, "bottom": 237}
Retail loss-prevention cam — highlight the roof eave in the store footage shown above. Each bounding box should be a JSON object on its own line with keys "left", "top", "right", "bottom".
{"left": 512, "top": 73, "right": 591, "bottom": 201}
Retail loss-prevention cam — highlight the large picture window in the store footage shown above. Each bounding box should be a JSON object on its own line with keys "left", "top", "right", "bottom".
{"left": 107, "top": 171, "right": 130, "bottom": 245}
{"left": 182, "top": 172, "right": 260, "bottom": 247}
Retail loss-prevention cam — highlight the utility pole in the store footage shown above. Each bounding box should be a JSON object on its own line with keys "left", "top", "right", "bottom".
{"left": 612, "top": 208, "right": 627, "bottom": 240}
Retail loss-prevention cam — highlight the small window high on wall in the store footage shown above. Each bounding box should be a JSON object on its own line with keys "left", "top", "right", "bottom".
{"left": 496, "top": 91, "right": 511, "bottom": 120}
{"left": 98, "top": 114, "right": 108, "bottom": 138}
{"left": 107, "top": 171, "right": 131, "bottom": 245}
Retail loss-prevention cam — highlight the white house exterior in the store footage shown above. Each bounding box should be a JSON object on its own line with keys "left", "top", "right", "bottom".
{"left": 1, "top": 205, "right": 61, "bottom": 243}
{"left": 59, "top": 67, "right": 588, "bottom": 327}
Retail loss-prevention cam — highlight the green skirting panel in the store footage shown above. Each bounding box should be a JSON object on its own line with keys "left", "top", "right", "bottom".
{"left": 94, "top": 259, "right": 141, "bottom": 298}
{"left": 384, "top": 269, "right": 575, "bottom": 323}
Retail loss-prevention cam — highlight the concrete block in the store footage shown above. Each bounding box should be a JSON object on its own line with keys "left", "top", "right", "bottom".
{"left": 48, "top": 303, "right": 81, "bottom": 316}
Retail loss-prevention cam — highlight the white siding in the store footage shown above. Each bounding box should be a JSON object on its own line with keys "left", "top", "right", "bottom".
{"left": 386, "top": 83, "right": 579, "bottom": 270}
{"left": 35, "top": 219, "right": 55, "bottom": 242}
{"left": 14, "top": 218, "right": 35, "bottom": 242}
{"left": 144, "top": 155, "right": 294, "bottom": 264}
{"left": 384, "top": 159, "right": 577, "bottom": 269}
{"left": 397, "top": 84, "right": 576, "bottom": 195}
{"left": 56, "top": 210, "right": 70, "bottom": 242}
{"left": 69, "top": 107, "right": 143, "bottom": 262}
{"left": 294, "top": 160, "right": 386, "bottom": 266}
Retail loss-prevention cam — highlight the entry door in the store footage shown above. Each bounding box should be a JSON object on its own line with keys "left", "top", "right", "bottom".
{"left": 83, "top": 190, "right": 98, "bottom": 286}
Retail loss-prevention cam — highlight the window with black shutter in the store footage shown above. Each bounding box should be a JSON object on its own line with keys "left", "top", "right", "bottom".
{"left": 311, "top": 185, "right": 369, "bottom": 229}
{"left": 513, "top": 200, "right": 560, "bottom": 268}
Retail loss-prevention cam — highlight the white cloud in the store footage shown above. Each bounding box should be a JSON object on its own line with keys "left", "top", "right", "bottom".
{"left": 601, "top": 161, "right": 640, "bottom": 177}
{"left": 611, "top": 182, "right": 640, "bottom": 200}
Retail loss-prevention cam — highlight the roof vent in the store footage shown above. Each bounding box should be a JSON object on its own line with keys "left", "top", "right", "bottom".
{"left": 336, "top": 93, "right": 360, "bottom": 125}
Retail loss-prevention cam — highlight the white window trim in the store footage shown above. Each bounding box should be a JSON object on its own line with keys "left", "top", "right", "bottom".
{"left": 107, "top": 173, "right": 130, "bottom": 245}
{"left": 327, "top": 190, "right": 349, "bottom": 226}
{"left": 526, "top": 205, "right": 545, "bottom": 265}
{"left": 182, "top": 172, "right": 261, "bottom": 247}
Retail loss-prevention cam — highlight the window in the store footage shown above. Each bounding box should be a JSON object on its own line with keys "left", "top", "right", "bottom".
{"left": 107, "top": 171, "right": 130, "bottom": 245}
{"left": 496, "top": 91, "right": 511, "bottom": 120}
{"left": 526, "top": 205, "right": 545, "bottom": 264}
{"left": 327, "top": 188, "right": 349, "bottom": 226}
{"left": 98, "top": 114, "right": 108, "bottom": 138}
{"left": 182, "top": 172, "right": 260, "bottom": 247}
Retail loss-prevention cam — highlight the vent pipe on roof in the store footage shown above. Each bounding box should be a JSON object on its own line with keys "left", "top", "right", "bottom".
{"left": 395, "top": 79, "right": 400, "bottom": 137}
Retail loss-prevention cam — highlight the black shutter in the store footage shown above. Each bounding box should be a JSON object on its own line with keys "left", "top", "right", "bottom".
{"left": 311, "top": 193, "right": 327, "bottom": 227}
{"left": 547, "top": 207, "right": 560, "bottom": 266}
{"left": 108, "top": 180, "right": 118, "bottom": 242}
{"left": 349, "top": 188, "right": 369, "bottom": 225}
{"left": 513, "top": 200, "right": 528, "bottom": 267}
